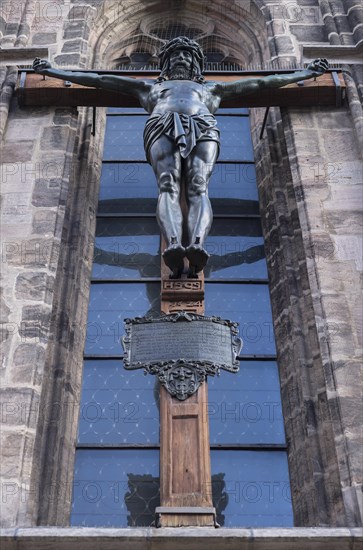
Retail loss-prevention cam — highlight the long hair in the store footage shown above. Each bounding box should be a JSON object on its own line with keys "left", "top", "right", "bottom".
{"left": 157, "top": 36, "right": 205, "bottom": 83}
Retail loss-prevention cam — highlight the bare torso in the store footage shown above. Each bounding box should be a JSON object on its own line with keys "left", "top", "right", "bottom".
{"left": 145, "top": 79, "right": 221, "bottom": 116}
{"left": 31, "top": 53, "right": 328, "bottom": 276}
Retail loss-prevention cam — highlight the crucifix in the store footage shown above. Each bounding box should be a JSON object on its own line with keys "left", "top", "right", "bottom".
{"left": 33, "top": 39, "right": 328, "bottom": 279}
{"left": 31, "top": 37, "right": 334, "bottom": 527}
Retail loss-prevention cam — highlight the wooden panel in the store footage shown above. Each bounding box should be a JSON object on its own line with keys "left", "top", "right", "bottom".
{"left": 159, "top": 225, "right": 214, "bottom": 525}
{"left": 159, "top": 384, "right": 214, "bottom": 526}
{"left": 171, "top": 417, "right": 201, "bottom": 494}
{"left": 159, "top": 372, "right": 212, "bottom": 507}
{"left": 17, "top": 71, "right": 345, "bottom": 108}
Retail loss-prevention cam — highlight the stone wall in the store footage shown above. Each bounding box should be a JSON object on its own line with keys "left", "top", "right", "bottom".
{"left": 0, "top": 0, "right": 362, "bottom": 530}
{"left": 0, "top": 93, "right": 77, "bottom": 526}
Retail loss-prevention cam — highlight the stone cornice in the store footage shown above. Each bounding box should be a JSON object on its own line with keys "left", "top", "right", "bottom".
{"left": 303, "top": 44, "right": 363, "bottom": 64}
{"left": 0, "top": 48, "right": 49, "bottom": 67}
{"left": 0, "top": 527, "right": 362, "bottom": 550}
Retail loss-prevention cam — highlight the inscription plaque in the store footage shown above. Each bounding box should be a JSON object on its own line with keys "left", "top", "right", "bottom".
{"left": 122, "top": 312, "right": 242, "bottom": 400}
{"left": 161, "top": 279, "right": 204, "bottom": 301}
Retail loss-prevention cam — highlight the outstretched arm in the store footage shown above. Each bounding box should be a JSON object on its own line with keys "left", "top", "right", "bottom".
{"left": 215, "top": 59, "right": 329, "bottom": 100}
{"left": 32, "top": 58, "right": 152, "bottom": 102}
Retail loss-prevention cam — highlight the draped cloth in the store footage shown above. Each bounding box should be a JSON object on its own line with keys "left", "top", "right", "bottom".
{"left": 143, "top": 112, "right": 220, "bottom": 163}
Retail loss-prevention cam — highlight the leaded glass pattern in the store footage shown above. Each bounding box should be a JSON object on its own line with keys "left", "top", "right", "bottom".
{"left": 211, "top": 451, "right": 293, "bottom": 527}
{"left": 98, "top": 162, "right": 259, "bottom": 215}
{"left": 103, "top": 115, "right": 147, "bottom": 160}
{"left": 71, "top": 449, "right": 160, "bottom": 527}
{"left": 71, "top": 449, "right": 293, "bottom": 528}
{"left": 78, "top": 360, "right": 160, "bottom": 444}
{"left": 93, "top": 218, "right": 160, "bottom": 279}
{"left": 103, "top": 112, "right": 254, "bottom": 162}
{"left": 216, "top": 116, "right": 254, "bottom": 161}
{"left": 85, "top": 283, "right": 160, "bottom": 355}
{"left": 205, "top": 219, "right": 267, "bottom": 279}
{"left": 205, "top": 284, "right": 276, "bottom": 356}
{"left": 208, "top": 362, "right": 285, "bottom": 444}
{"left": 98, "top": 163, "right": 157, "bottom": 214}
{"left": 209, "top": 163, "right": 259, "bottom": 215}
{"left": 71, "top": 105, "right": 293, "bottom": 528}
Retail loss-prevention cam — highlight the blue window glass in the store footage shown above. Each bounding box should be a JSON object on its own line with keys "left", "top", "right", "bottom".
{"left": 216, "top": 116, "right": 254, "bottom": 161}
{"left": 98, "top": 163, "right": 157, "bottom": 214}
{"left": 209, "top": 163, "right": 259, "bottom": 215}
{"left": 218, "top": 108, "right": 249, "bottom": 115}
{"left": 205, "top": 219, "right": 267, "bottom": 280}
{"left": 103, "top": 115, "right": 254, "bottom": 162}
{"left": 78, "top": 360, "right": 160, "bottom": 445}
{"left": 103, "top": 116, "right": 148, "bottom": 160}
{"left": 71, "top": 449, "right": 160, "bottom": 527}
{"left": 85, "top": 283, "right": 160, "bottom": 355}
{"left": 99, "top": 162, "right": 258, "bottom": 215}
{"left": 208, "top": 362, "right": 285, "bottom": 444}
{"left": 107, "top": 108, "right": 146, "bottom": 114}
{"left": 71, "top": 449, "right": 292, "bottom": 528}
{"left": 205, "top": 284, "right": 276, "bottom": 356}
{"left": 211, "top": 450, "right": 293, "bottom": 527}
{"left": 93, "top": 218, "right": 160, "bottom": 279}
{"left": 71, "top": 107, "right": 292, "bottom": 529}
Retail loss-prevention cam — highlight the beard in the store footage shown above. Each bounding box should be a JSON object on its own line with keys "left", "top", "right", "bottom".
{"left": 168, "top": 67, "right": 192, "bottom": 80}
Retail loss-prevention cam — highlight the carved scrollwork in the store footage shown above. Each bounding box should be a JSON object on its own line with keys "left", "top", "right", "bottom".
{"left": 122, "top": 312, "right": 242, "bottom": 400}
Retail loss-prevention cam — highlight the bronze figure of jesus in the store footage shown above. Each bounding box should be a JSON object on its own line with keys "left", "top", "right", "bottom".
{"left": 33, "top": 36, "right": 328, "bottom": 278}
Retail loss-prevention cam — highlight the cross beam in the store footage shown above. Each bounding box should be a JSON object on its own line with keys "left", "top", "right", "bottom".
{"left": 17, "top": 70, "right": 345, "bottom": 108}
{"left": 17, "top": 65, "right": 344, "bottom": 528}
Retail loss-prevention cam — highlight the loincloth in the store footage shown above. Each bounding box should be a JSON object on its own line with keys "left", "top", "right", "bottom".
{"left": 143, "top": 112, "right": 220, "bottom": 163}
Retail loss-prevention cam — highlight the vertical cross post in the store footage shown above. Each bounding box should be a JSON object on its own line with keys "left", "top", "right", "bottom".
{"left": 155, "top": 241, "right": 216, "bottom": 527}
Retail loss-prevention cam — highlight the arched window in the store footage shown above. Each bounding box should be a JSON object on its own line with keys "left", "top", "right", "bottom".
{"left": 70, "top": 99, "right": 293, "bottom": 527}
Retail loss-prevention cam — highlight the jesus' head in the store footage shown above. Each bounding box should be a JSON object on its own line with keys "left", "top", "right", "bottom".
{"left": 158, "top": 36, "right": 205, "bottom": 82}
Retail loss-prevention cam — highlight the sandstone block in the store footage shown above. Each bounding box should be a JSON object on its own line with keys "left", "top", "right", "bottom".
{"left": 0, "top": 432, "right": 23, "bottom": 478}
{"left": 4, "top": 238, "right": 53, "bottom": 268}
{"left": 32, "top": 210, "right": 57, "bottom": 235}
{"left": 290, "top": 24, "right": 327, "bottom": 41}
{"left": 15, "top": 273, "right": 48, "bottom": 301}
{"left": 1, "top": 192, "right": 32, "bottom": 225}
{"left": 31, "top": 179, "right": 63, "bottom": 208}
{"left": 40, "top": 127, "right": 71, "bottom": 151}
{"left": 19, "top": 305, "right": 51, "bottom": 342}
{"left": 31, "top": 32, "right": 57, "bottom": 45}
{"left": 1, "top": 142, "right": 34, "bottom": 163}
{"left": 0, "top": 388, "right": 39, "bottom": 427}
{"left": 12, "top": 343, "right": 45, "bottom": 384}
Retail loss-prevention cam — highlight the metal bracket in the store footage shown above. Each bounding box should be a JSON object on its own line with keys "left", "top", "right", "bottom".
{"left": 259, "top": 107, "right": 270, "bottom": 140}
{"left": 331, "top": 71, "right": 342, "bottom": 107}
{"left": 18, "top": 71, "right": 27, "bottom": 105}
{"left": 92, "top": 106, "right": 96, "bottom": 136}
{"left": 155, "top": 506, "right": 219, "bottom": 528}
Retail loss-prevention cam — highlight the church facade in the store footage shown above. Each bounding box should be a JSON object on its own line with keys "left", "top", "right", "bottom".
{"left": 0, "top": 0, "right": 362, "bottom": 547}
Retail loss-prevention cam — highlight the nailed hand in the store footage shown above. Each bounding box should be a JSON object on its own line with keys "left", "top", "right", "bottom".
{"left": 33, "top": 58, "right": 52, "bottom": 73}
{"left": 307, "top": 58, "right": 329, "bottom": 75}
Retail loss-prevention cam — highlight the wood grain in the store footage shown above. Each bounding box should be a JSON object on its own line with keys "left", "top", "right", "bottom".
{"left": 17, "top": 71, "right": 345, "bottom": 108}
{"left": 159, "top": 227, "right": 214, "bottom": 526}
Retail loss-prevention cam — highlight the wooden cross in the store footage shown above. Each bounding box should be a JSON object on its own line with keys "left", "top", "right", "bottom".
{"left": 16, "top": 70, "right": 345, "bottom": 528}
{"left": 18, "top": 69, "right": 345, "bottom": 109}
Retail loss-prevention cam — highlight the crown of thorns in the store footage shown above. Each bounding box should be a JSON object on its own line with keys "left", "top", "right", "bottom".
{"left": 158, "top": 36, "right": 205, "bottom": 73}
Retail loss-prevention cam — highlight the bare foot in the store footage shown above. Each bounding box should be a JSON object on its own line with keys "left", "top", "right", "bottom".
{"left": 162, "top": 244, "right": 186, "bottom": 276}
{"left": 186, "top": 244, "right": 209, "bottom": 274}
